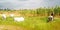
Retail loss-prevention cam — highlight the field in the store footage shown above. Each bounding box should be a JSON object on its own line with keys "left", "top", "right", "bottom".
{"left": 0, "top": 16, "right": 60, "bottom": 30}
{"left": 0, "top": 7, "right": 60, "bottom": 30}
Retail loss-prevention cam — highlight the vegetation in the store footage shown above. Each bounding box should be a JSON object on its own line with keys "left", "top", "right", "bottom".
{"left": 0, "top": 16, "right": 60, "bottom": 30}
{"left": 0, "top": 6, "right": 60, "bottom": 30}
{"left": 0, "top": 6, "right": 60, "bottom": 16}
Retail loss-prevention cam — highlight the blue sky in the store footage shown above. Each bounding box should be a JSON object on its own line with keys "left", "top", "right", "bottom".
{"left": 0, "top": 0, "right": 60, "bottom": 9}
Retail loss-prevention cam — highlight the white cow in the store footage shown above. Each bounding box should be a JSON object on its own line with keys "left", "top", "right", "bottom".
{"left": 2, "top": 14, "right": 6, "bottom": 19}
{"left": 48, "top": 15, "right": 53, "bottom": 22}
{"left": 10, "top": 14, "right": 14, "bottom": 17}
{"left": 14, "top": 17, "right": 24, "bottom": 22}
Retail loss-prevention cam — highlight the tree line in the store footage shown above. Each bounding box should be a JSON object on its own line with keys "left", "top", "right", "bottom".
{"left": 0, "top": 6, "right": 60, "bottom": 16}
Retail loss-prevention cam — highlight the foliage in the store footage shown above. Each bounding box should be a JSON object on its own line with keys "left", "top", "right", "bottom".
{"left": 0, "top": 6, "right": 60, "bottom": 16}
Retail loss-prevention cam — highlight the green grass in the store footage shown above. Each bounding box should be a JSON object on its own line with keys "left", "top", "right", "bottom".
{"left": 0, "top": 16, "right": 60, "bottom": 30}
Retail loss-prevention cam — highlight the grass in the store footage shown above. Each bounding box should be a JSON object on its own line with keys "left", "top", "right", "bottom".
{"left": 0, "top": 16, "right": 60, "bottom": 30}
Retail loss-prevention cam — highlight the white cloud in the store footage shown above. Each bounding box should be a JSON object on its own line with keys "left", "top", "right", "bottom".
{"left": 0, "top": 0, "right": 60, "bottom": 9}
{"left": 0, "top": 0, "right": 43, "bottom": 9}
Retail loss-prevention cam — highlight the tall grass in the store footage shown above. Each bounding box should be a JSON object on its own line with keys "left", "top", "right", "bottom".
{"left": 0, "top": 16, "right": 60, "bottom": 30}
{"left": 0, "top": 6, "right": 60, "bottom": 30}
{"left": 0, "top": 6, "right": 60, "bottom": 16}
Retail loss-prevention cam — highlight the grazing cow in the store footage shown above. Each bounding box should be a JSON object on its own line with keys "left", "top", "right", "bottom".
{"left": 2, "top": 14, "right": 6, "bottom": 19}
{"left": 48, "top": 13, "right": 54, "bottom": 22}
{"left": 10, "top": 14, "right": 14, "bottom": 17}
{"left": 14, "top": 17, "right": 24, "bottom": 22}
{"left": 48, "top": 15, "right": 53, "bottom": 21}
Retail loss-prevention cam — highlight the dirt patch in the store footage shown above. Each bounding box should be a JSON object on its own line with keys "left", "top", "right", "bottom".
{"left": 0, "top": 25, "right": 27, "bottom": 30}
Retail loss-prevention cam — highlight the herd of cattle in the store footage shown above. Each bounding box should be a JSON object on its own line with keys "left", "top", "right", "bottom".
{"left": 1, "top": 13, "right": 24, "bottom": 22}
{"left": 0, "top": 13, "right": 54, "bottom": 22}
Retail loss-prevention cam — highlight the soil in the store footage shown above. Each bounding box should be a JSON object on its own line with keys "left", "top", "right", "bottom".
{"left": 0, "top": 25, "right": 27, "bottom": 30}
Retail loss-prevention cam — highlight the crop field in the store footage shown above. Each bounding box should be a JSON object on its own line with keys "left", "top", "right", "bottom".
{"left": 0, "top": 7, "right": 60, "bottom": 30}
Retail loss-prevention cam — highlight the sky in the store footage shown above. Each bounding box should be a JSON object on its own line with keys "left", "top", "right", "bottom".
{"left": 0, "top": 0, "right": 60, "bottom": 9}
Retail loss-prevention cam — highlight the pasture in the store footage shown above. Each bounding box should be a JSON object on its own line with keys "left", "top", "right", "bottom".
{"left": 0, "top": 7, "right": 60, "bottom": 30}
{"left": 0, "top": 15, "right": 60, "bottom": 30}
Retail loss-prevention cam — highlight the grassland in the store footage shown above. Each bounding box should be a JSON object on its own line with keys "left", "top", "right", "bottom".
{"left": 0, "top": 16, "right": 60, "bottom": 30}
{"left": 0, "top": 6, "right": 60, "bottom": 30}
